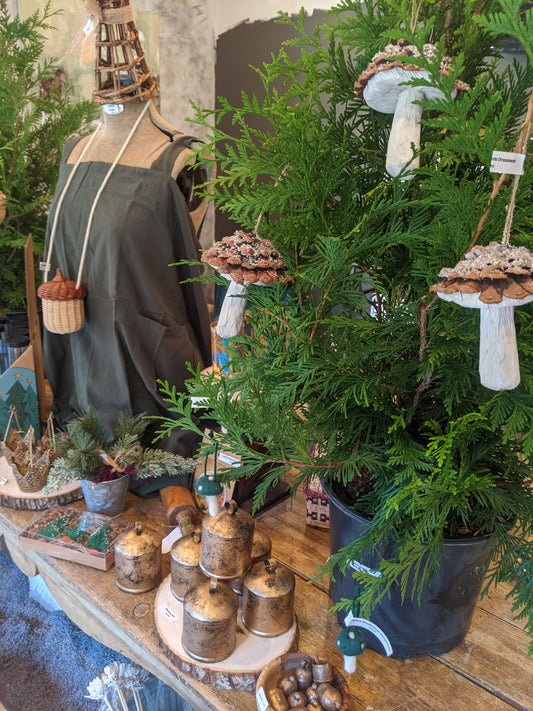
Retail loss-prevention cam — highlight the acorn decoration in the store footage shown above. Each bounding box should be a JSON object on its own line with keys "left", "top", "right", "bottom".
{"left": 37, "top": 267, "right": 87, "bottom": 334}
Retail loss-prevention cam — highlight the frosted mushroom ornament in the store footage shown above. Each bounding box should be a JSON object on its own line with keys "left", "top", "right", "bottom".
{"left": 431, "top": 242, "right": 533, "bottom": 391}
{"left": 201, "top": 230, "right": 292, "bottom": 339}
{"left": 355, "top": 41, "right": 468, "bottom": 179}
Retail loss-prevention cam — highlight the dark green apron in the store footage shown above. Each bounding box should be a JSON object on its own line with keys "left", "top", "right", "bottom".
{"left": 42, "top": 133, "right": 211, "bottom": 477}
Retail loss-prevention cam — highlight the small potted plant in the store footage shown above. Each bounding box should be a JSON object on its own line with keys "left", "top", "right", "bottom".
{"left": 155, "top": 0, "right": 533, "bottom": 656}
{"left": 43, "top": 408, "right": 196, "bottom": 516}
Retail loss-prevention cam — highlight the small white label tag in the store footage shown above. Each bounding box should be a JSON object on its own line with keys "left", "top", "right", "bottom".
{"left": 256, "top": 687, "right": 269, "bottom": 711}
{"left": 343, "top": 613, "right": 393, "bottom": 656}
{"left": 349, "top": 559, "right": 383, "bottom": 578}
{"left": 490, "top": 151, "right": 526, "bottom": 175}
{"left": 103, "top": 104, "right": 124, "bottom": 115}
{"left": 161, "top": 525, "right": 183, "bottom": 554}
{"left": 162, "top": 605, "right": 179, "bottom": 622}
{"left": 218, "top": 451, "right": 241, "bottom": 467}
{"left": 83, "top": 18, "right": 94, "bottom": 35}
{"left": 0, "top": 475, "right": 7, "bottom": 486}
{"left": 39, "top": 261, "right": 49, "bottom": 271}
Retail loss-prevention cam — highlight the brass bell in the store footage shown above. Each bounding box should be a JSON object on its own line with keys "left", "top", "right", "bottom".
{"left": 182, "top": 578, "right": 239, "bottom": 662}
{"left": 227, "top": 528, "right": 272, "bottom": 595}
{"left": 170, "top": 529, "right": 207, "bottom": 601}
{"left": 242, "top": 558, "right": 295, "bottom": 637}
{"left": 200, "top": 500, "right": 254, "bottom": 579}
{"left": 114, "top": 521, "right": 161, "bottom": 593}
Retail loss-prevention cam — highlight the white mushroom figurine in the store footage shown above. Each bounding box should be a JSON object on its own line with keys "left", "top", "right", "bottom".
{"left": 201, "top": 230, "right": 292, "bottom": 339}
{"left": 355, "top": 41, "right": 468, "bottom": 179}
{"left": 431, "top": 242, "right": 533, "bottom": 390}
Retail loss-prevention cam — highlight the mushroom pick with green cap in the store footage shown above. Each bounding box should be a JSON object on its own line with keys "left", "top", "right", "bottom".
{"left": 195, "top": 475, "right": 223, "bottom": 517}
{"left": 336, "top": 627, "right": 366, "bottom": 674}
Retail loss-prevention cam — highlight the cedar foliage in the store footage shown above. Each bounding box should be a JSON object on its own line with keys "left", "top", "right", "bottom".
{"left": 0, "top": 2, "right": 97, "bottom": 309}
{"left": 156, "top": 0, "right": 533, "bottom": 651}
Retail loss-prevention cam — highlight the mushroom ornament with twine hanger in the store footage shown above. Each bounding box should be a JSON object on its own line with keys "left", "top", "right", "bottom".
{"left": 201, "top": 166, "right": 293, "bottom": 340}
{"left": 38, "top": 99, "right": 151, "bottom": 334}
{"left": 431, "top": 90, "right": 533, "bottom": 391}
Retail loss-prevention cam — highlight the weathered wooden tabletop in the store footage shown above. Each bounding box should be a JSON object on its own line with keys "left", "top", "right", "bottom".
{"left": 0, "top": 485, "right": 531, "bottom": 711}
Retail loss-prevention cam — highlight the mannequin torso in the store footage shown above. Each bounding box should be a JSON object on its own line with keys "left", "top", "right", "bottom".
{"left": 67, "top": 101, "right": 193, "bottom": 181}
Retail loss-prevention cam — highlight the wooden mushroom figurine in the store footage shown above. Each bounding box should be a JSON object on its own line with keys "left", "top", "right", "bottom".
{"left": 431, "top": 242, "right": 533, "bottom": 390}
{"left": 201, "top": 230, "right": 291, "bottom": 339}
{"left": 355, "top": 41, "right": 467, "bottom": 179}
{"left": 336, "top": 626, "right": 366, "bottom": 674}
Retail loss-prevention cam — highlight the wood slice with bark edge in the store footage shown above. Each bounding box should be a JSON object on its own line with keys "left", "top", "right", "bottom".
{"left": 0, "top": 453, "right": 82, "bottom": 510}
{"left": 154, "top": 575, "right": 299, "bottom": 691}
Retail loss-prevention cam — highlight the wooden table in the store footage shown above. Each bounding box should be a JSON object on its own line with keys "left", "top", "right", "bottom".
{"left": 0, "top": 487, "right": 531, "bottom": 711}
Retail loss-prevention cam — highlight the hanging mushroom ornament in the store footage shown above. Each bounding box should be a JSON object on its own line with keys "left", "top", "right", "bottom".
{"left": 335, "top": 626, "right": 366, "bottom": 674}
{"left": 201, "top": 230, "right": 292, "bottom": 339}
{"left": 431, "top": 242, "right": 533, "bottom": 390}
{"left": 354, "top": 41, "right": 468, "bottom": 179}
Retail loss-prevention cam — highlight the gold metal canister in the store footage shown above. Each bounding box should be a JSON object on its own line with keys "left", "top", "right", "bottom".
{"left": 242, "top": 558, "right": 295, "bottom": 637}
{"left": 114, "top": 522, "right": 161, "bottom": 593}
{"left": 200, "top": 500, "right": 254, "bottom": 579}
{"left": 182, "top": 579, "right": 239, "bottom": 662}
{"left": 227, "top": 528, "right": 272, "bottom": 595}
{"left": 170, "top": 529, "right": 206, "bottom": 601}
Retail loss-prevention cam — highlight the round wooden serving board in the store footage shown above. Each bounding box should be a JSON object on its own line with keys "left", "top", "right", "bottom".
{"left": 0, "top": 454, "right": 82, "bottom": 510}
{"left": 154, "top": 575, "right": 298, "bottom": 692}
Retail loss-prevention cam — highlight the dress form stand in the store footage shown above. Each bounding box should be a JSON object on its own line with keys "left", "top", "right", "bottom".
{"left": 42, "top": 0, "right": 211, "bottom": 488}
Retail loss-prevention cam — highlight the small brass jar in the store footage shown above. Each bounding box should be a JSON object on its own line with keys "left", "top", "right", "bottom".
{"left": 182, "top": 579, "right": 239, "bottom": 662}
{"left": 200, "top": 500, "right": 254, "bottom": 579}
{"left": 170, "top": 529, "right": 206, "bottom": 601}
{"left": 242, "top": 558, "right": 295, "bottom": 637}
{"left": 114, "top": 522, "right": 161, "bottom": 593}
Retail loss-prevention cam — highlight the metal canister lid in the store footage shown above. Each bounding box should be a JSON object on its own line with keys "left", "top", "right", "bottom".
{"left": 202, "top": 500, "right": 254, "bottom": 541}
{"left": 184, "top": 579, "right": 238, "bottom": 623}
{"left": 114, "top": 521, "right": 160, "bottom": 559}
{"left": 170, "top": 529, "right": 201, "bottom": 568}
{"left": 251, "top": 529, "right": 272, "bottom": 563}
{"left": 243, "top": 559, "right": 295, "bottom": 599}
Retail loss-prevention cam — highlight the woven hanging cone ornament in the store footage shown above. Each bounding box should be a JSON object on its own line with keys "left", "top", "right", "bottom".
{"left": 38, "top": 268, "right": 88, "bottom": 334}
{"left": 93, "top": 0, "right": 157, "bottom": 105}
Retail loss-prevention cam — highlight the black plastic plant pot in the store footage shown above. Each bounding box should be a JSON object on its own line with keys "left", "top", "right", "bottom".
{"left": 323, "top": 480, "right": 494, "bottom": 658}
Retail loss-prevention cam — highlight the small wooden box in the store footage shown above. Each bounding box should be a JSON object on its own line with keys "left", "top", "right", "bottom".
{"left": 18, "top": 506, "right": 133, "bottom": 570}
{"left": 302, "top": 478, "right": 330, "bottom": 530}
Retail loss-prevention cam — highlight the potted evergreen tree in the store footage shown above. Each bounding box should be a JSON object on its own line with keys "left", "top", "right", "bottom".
{"left": 154, "top": 0, "right": 533, "bottom": 656}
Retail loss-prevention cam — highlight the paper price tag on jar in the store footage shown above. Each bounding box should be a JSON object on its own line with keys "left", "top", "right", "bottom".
{"left": 490, "top": 151, "right": 526, "bottom": 175}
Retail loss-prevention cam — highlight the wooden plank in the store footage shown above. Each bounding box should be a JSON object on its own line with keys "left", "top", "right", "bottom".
{"left": 24, "top": 234, "right": 49, "bottom": 428}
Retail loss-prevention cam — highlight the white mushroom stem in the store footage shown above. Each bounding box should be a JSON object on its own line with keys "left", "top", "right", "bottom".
{"left": 479, "top": 305, "right": 520, "bottom": 391}
{"left": 343, "top": 654, "right": 357, "bottom": 674}
{"left": 437, "top": 291, "right": 533, "bottom": 391}
{"left": 206, "top": 494, "right": 221, "bottom": 517}
{"left": 386, "top": 86, "right": 424, "bottom": 179}
{"left": 216, "top": 279, "right": 248, "bottom": 339}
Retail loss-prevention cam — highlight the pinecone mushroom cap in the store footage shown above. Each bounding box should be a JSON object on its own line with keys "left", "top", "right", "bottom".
{"left": 201, "top": 230, "right": 291, "bottom": 285}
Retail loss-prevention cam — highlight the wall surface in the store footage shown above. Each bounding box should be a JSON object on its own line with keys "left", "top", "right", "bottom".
{"left": 7, "top": 0, "right": 333, "bottom": 130}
